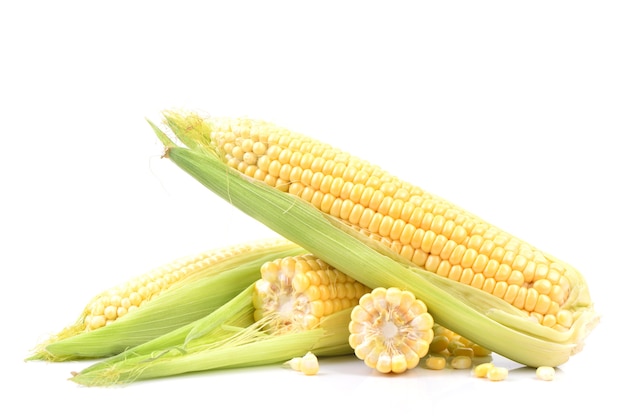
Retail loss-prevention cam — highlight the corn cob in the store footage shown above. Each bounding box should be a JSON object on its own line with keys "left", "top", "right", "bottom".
{"left": 165, "top": 113, "right": 584, "bottom": 332}
{"left": 148, "top": 111, "right": 598, "bottom": 367}
{"left": 252, "top": 254, "right": 370, "bottom": 332}
{"left": 70, "top": 283, "right": 354, "bottom": 386}
{"left": 72, "top": 254, "right": 365, "bottom": 385}
{"left": 29, "top": 237, "right": 305, "bottom": 361}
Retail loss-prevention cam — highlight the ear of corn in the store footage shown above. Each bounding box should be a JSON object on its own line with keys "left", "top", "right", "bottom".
{"left": 71, "top": 252, "right": 373, "bottom": 386}
{"left": 70, "top": 283, "right": 353, "bottom": 386}
{"left": 252, "top": 253, "right": 370, "bottom": 332}
{"left": 29, "top": 238, "right": 306, "bottom": 361}
{"left": 148, "top": 111, "right": 599, "bottom": 367}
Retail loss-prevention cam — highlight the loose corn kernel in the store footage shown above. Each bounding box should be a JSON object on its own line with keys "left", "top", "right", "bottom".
{"left": 300, "top": 352, "right": 320, "bottom": 376}
{"left": 487, "top": 366, "right": 509, "bottom": 381}
{"left": 450, "top": 355, "right": 472, "bottom": 369}
{"left": 285, "top": 357, "right": 302, "bottom": 371}
{"left": 452, "top": 347, "right": 474, "bottom": 359}
{"left": 473, "top": 362, "right": 495, "bottom": 378}
{"left": 536, "top": 366, "right": 556, "bottom": 381}
{"left": 286, "top": 352, "right": 320, "bottom": 375}
{"left": 425, "top": 356, "right": 447, "bottom": 370}
{"left": 470, "top": 344, "right": 492, "bottom": 357}
{"left": 426, "top": 323, "right": 490, "bottom": 358}
{"left": 428, "top": 335, "right": 450, "bottom": 354}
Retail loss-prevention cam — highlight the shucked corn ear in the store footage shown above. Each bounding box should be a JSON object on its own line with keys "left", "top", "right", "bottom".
{"left": 149, "top": 111, "right": 599, "bottom": 367}
{"left": 73, "top": 253, "right": 366, "bottom": 385}
{"left": 253, "top": 254, "right": 370, "bottom": 332}
{"left": 29, "top": 237, "right": 305, "bottom": 361}
{"left": 71, "top": 283, "right": 354, "bottom": 386}
{"left": 73, "top": 255, "right": 364, "bottom": 385}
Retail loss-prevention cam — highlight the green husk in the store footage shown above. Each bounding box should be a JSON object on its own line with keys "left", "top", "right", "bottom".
{"left": 28, "top": 239, "right": 305, "bottom": 361}
{"left": 148, "top": 113, "right": 599, "bottom": 367}
{"left": 71, "top": 285, "right": 352, "bottom": 386}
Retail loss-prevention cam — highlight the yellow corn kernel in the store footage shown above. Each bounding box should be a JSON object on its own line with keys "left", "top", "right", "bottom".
{"left": 470, "top": 344, "right": 493, "bottom": 357}
{"left": 453, "top": 347, "right": 474, "bottom": 359}
{"left": 425, "top": 356, "right": 447, "bottom": 370}
{"left": 536, "top": 366, "right": 556, "bottom": 381}
{"left": 190, "top": 114, "right": 586, "bottom": 331}
{"left": 447, "top": 340, "right": 466, "bottom": 355}
{"left": 426, "top": 323, "right": 490, "bottom": 358}
{"left": 450, "top": 355, "right": 472, "bottom": 370}
{"left": 284, "top": 357, "right": 302, "bottom": 371}
{"left": 428, "top": 335, "right": 450, "bottom": 354}
{"left": 349, "top": 287, "right": 434, "bottom": 374}
{"left": 487, "top": 366, "right": 509, "bottom": 381}
{"left": 253, "top": 254, "right": 370, "bottom": 332}
{"left": 473, "top": 362, "right": 495, "bottom": 378}
{"left": 284, "top": 352, "right": 319, "bottom": 375}
{"left": 300, "top": 351, "right": 320, "bottom": 376}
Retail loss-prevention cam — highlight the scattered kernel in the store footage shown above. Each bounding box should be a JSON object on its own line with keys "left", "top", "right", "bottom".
{"left": 536, "top": 366, "right": 555, "bottom": 381}
{"left": 428, "top": 335, "right": 449, "bottom": 354}
{"left": 285, "top": 352, "right": 319, "bottom": 375}
{"left": 453, "top": 347, "right": 474, "bottom": 358}
{"left": 447, "top": 339, "right": 465, "bottom": 353}
{"left": 425, "top": 356, "right": 446, "bottom": 370}
{"left": 473, "top": 362, "right": 495, "bottom": 378}
{"left": 470, "top": 344, "right": 492, "bottom": 357}
{"left": 284, "top": 357, "right": 302, "bottom": 371}
{"left": 450, "top": 355, "right": 472, "bottom": 369}
{"left": 300, "top": 352, "right": 320, "bottom": 375}
{"left": 487, "top": 366, "right": 508, "bottom": 381}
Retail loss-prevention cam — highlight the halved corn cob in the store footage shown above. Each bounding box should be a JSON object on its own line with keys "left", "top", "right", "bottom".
{"left": 149, "top": 111, "right": 598, "bottom": 367}
{"left": 29, "top": 237, "right": 305, "bottom": 361}
{"left": 252, "top": 254, "right": 370, "bottom": 332}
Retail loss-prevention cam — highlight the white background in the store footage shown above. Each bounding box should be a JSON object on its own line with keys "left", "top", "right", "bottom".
{"left": 2, "top": 1, "right": 624, "bottom": 415}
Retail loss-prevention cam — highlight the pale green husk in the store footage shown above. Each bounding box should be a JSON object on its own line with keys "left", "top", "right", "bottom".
{"left": 28, "top": 239, "right": 305, "bottom": 361}
{"left": 148, "top": 113, "right": 599, "bottom": 368}
{"left": 71, "top": 285, "right": 352, "bottom": 386}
